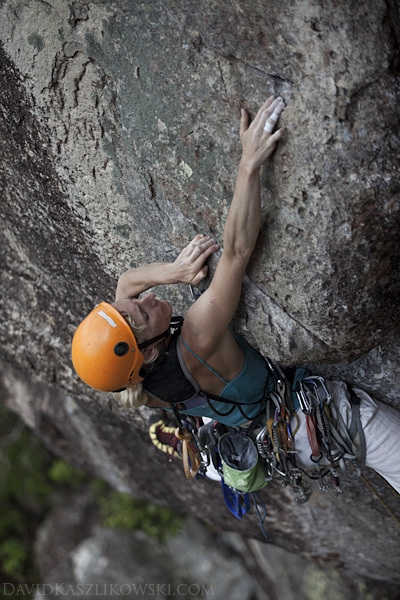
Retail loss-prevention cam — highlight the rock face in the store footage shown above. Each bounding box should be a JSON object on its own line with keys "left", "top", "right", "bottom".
{"left": 1, "top": 0, "right": 400, "bottom": 590}
{"left": 34, "top": 496, "right": 263, "bottom": 600}
{"left": 33, "top": 493, "right": 399, "bottom": 600}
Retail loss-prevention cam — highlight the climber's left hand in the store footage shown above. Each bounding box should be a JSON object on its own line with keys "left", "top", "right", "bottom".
{"left": 172, "top": 234, "right": 220, "bottom": 285}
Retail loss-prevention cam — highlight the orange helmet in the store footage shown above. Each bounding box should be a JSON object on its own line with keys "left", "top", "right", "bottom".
{"left": 71, "top": 302, "right": 144, "bottom": 392}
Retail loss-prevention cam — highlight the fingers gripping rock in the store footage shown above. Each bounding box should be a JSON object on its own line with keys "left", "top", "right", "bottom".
{"left": 263, "top": 98, "right": 285, "bottom": 133}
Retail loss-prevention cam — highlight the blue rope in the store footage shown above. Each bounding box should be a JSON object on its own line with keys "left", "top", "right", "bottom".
{"left": 250, "top": 492, "right": 268, "bottom": 542}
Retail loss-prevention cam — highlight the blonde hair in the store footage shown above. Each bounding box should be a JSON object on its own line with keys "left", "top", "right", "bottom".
{"left": 112, "top": 312, "right": 162, "bottom": 409}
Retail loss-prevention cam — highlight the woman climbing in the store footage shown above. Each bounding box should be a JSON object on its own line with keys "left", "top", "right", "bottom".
{"left": 72, "top": 96, "right": 400, "bottom": 495}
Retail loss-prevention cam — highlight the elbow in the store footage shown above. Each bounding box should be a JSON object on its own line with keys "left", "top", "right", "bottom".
{"left": 115, "top": 272, "right": 129, "bottom": 300}
{"left": 224, "top": 239, "right": 255, "bottom": 265}
{"left": 223, "top": 248, "right": 254, "bottom": 271}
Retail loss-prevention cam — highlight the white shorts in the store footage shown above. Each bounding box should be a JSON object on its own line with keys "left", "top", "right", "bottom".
{"left": 201, "top": 417, "right": 221, "bottom": 482}
{"left": 292, "top": 380, "right": 400, "bottom": 494}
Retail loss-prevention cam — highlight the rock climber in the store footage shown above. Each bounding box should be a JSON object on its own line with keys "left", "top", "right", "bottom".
{"left": 72, "top": 96, "right": 400, "bottom": 495}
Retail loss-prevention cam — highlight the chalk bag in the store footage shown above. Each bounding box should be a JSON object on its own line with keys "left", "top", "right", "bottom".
{"left": 219, "top": 432, "right": 267, "bottom": 493}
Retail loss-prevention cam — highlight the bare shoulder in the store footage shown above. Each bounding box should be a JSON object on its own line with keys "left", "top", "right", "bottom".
{"left": 180, "top": 320, "right": 245, "bottom": 391}
{"left": 180, "top": 253, "right": 246, "bottom": 351}
{"left": 181, "top": 306, "right": 243, "bottom": 365}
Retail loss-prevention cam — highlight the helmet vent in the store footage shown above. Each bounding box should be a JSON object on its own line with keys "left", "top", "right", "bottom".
{"left": 114, "top": 342, "right": 129, "bottom": 357}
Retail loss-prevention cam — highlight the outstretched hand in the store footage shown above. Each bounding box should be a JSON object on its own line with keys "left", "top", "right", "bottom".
{"left": 240, "top": 96, "right": 285, "bottom": 170}
{"left": 173, "top": 234, "right": 220, "bottom": 285}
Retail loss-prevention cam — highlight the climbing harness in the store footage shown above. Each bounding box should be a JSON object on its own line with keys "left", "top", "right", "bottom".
{"left": 142, "top": 301, "right": 366, "bottom": 535}
{"left": 162, "top": 361, "right": 368, "bottom": 540}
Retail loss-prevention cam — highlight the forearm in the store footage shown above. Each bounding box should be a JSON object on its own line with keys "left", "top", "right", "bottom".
{"left": 223, "top": 160, "right": 262, "bottom": 262}
{"left": 223, "top": 97, "right": 284, "bottom": 263}
{"left": 115, "top": 262, "right": 178, "bottom": 300}
{"left": 115, "top": 234, "right": 219, "bottom": 300}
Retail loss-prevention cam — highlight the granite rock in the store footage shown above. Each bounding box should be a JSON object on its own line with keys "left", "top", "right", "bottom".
{"left": 1, "top": 0, "right": 400, "bottom": 589}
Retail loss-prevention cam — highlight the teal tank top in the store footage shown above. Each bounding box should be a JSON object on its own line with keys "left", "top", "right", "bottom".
{"left": 179, "top": 331, "right": 275, "bottom": 427}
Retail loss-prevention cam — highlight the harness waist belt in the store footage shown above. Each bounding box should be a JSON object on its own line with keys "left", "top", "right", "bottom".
{"left": 177, "top": 394, "right": 209, "bottom": 411}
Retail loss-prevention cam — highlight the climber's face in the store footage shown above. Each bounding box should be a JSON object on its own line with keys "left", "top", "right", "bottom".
{"left": 112, "top": 293, "right": 172, "bottom": 348}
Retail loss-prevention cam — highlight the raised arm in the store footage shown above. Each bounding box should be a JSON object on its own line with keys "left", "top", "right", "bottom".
{"left": 183, "top": 96, "right": 285, "bottom": 348}
{"left": 115, "top": 234, "right": 219, "bottom": 300}
{"left": 224, "top": 96, "right": 285, "bottom": 262}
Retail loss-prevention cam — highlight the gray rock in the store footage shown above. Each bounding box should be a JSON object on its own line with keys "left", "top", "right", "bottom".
{"left": 34, "top": 506, "right": 261, "bottom": 600}
{"left": 1, "top": 0, "right": 399, "bottom": 363}
{"left": 34, "top": 496, "right": 399, "bottom": 600}
{"left": 1, "top": 0, "right": 400, "bottom": 591}
{"left": 34, "top": 490, "right": 99, "bottom": 581}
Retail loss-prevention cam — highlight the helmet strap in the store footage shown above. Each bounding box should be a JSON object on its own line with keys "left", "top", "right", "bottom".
{"left": 137, "top": 316, "right": 183, "bottom": 350}
{"left": 137, "top": 327, "right": 171, "bottom": 350}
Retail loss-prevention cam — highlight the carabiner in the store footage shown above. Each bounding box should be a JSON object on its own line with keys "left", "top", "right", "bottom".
{"left": 256, "top": 425, "right": 270, "bottom": 458}
{"left": 304, "top": 376, "right": 331, "bottom": 404}
{"left": 296, "top": 382, "right": 313, "bottom": 414}
{"left": 270, "top": 391, "right": 282, "bottom": 410}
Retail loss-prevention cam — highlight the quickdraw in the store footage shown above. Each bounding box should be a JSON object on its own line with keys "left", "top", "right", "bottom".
{"left": 295, "top": 376, "right": 362, "bottom": 492}
{"left": 254, "top": 381, "right": 312, "bottom": 504}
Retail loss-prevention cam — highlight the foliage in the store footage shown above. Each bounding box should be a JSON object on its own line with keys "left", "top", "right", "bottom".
{"left": 47, "top": 459, "right": 86, "bottom": 488}
{"left": 47, "top": 457, "right": 184, "bottom": 539}
{"left": 99, "top": 491, "right": 183, "bottom": 540}
{"left": 0, "top": 405, "right": 53, "bottom": 585}
{"left": 0, "top": 539, "right": 27, "bottom": 579}
{"left": 0, "top": 402, "right": 183, "bottom": 590}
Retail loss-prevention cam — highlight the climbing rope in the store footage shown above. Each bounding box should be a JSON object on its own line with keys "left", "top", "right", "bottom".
{"left": 361, "top": 474, "right": 400, "bottom": 526}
